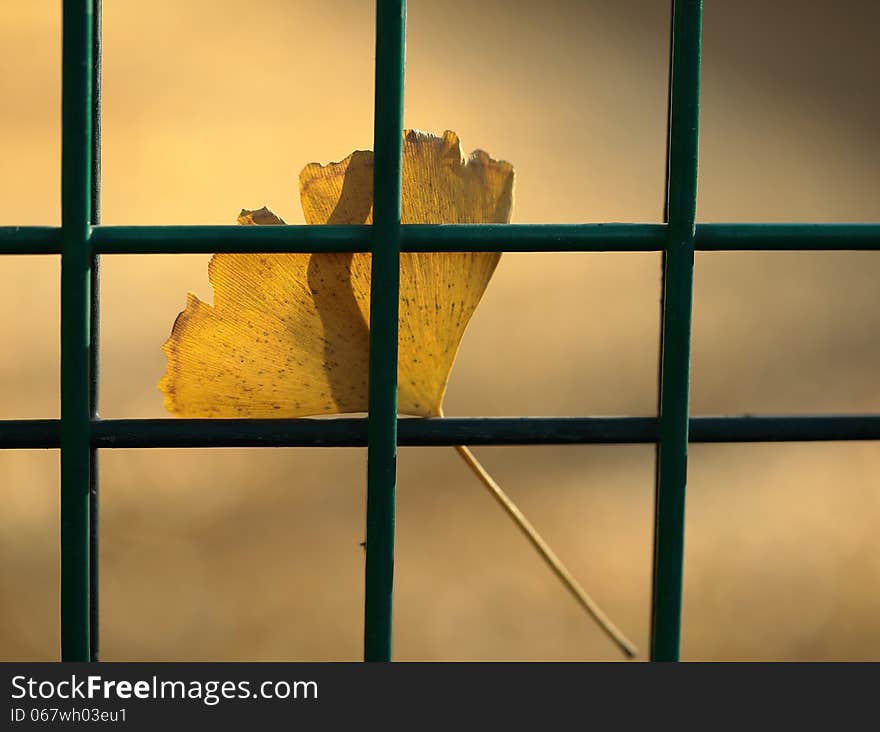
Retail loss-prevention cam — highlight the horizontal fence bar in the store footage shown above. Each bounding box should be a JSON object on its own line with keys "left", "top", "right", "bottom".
{"left": 96, "top": 417, "right": 656, "bottom": 448}
{"left": 0, "top": 420, "right": 60, "bottom": 449}
{"left": 0, "top": 227, "right": 63, "bottom": 254}
{"left": 91, "top": 225, "right": 371, "bottom": 254}
{"left": 90, "top": 224, "right": 665, "bottom": 253}
{"left": 697, "top": 223, "right": 880, "bottom": 251}
{"left": 3, "top": 223, "right": 880, "bottom": 255}
{"left": 401, "top": 224, "right": 668, "bottom": 252}
{"left": 2, "top": 416, "right": 879, "bottom": 449}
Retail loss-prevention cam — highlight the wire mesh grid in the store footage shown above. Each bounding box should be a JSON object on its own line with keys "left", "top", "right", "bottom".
{"left": 0, "top": 0, "right": 878, "bottom": 662}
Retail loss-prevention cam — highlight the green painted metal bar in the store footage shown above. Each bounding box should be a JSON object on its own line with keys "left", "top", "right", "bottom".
{"left": 0, "top": 227, "right": 63, "bottom": 254}
{"left": 3, "top": 415, "right": 880, "bottom": 450}
{"left": 90, "top": 224, "right": 372, "bottom": 254}
{"left": 88, "top": 0, "right": 102, "bottom": 663}
{"left": 79, "top": 416, "right": 880, "bottom": 447}
{"left": 363, "top": 0, "right": 406, "bottom": 662}
{"left": 651, "top": 0, "right": 702, "bottom": 662}
{"left": 60, "top": 0, "right": 94, "bottom": 662}
{"left": 79, "top": 221, "right": 880, "bottom": 253}
{"left": 4, "top": 222, "right": 880, "bottom": 255}
{"left": 87, "top": 418, "right": 655, "bottom": 447}
{"left": 81, "top": 222, "right": 880, "bottom": 253}
{"left": 696, "top": 223, "right": 880, "bottom": 250}
{"left": 88, "top": 223, "right": 665, "bottom": 253}
{"left": 401, "top": 224, "right": 666, "bottom": 252}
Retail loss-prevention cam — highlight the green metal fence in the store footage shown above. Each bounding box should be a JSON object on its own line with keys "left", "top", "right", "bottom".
{"left": 1, "top": 0, "right": 878, "bottom": 663}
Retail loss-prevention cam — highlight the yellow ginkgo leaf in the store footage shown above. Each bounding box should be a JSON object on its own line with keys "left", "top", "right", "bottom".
{"left": 160, "top": 130, "right": 513, "bottom": 418}
{"left": 159, "top": 130, "right": 638, "bottom": 659}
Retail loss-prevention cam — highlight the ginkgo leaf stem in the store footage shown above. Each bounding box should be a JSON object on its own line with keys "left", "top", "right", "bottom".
{"left": 452, "top": 444, "right": 638, "bottom": 659}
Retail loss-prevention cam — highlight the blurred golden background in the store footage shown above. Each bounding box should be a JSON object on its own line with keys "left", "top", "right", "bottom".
{"left": 1, "top": 0, "right": 878, "bottom": 660}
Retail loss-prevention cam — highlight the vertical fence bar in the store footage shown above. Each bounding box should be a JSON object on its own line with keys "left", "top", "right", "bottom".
{"left": 61, "top": 0, "right": 94, "bottom": 662}
{"left": 88, "top": 0, "right": 102, "bottom": 663}
{"left": 650, "top": 0, "right": 702, "bottom": 662}
{"left": 363, "top": 0, "right": 406, "bottom": 662}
